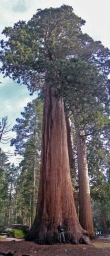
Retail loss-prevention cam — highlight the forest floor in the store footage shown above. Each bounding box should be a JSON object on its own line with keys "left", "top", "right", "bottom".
{"left": 0, "top": 237, "right": 110, "bottom": 256}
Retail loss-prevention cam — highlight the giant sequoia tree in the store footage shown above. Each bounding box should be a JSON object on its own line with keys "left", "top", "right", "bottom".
{"left": 0, "top": 5, "right": 109, "bottom": 244}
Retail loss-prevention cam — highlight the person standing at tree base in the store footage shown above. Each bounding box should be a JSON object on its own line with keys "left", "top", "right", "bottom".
{"left": 57, "top": 222, "right": 66, "bottom": 244}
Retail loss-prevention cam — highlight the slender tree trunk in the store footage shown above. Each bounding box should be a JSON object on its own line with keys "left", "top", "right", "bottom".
{"left": 101, "top": 214, "right": 108, "bottom": 235}
{"left": 31, "top": 142, "right": 37, "bottom": 224}
{"left": 65, "top": 112, "right": 76, "bottom": 178}
{"left": 101, "top": 206, "right": 109, "bottom": 235}
{"left": 8, "top": 182, "right": 13, "bottom": 225}
{"left": 65, "top": 111, "right": 79, "bottom": 214}
{"left": 26, "top": 83, "right": 91, "bottom": 244}
{"left": 76, "top": 129, "right": 94, "bottom": 238}
{"left": 29, "top": 191, "right": 33, "bottom": 228}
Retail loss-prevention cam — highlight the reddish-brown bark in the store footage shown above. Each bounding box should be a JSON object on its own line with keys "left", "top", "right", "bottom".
{"left": 65, "top": 112, "right": 79, "bottom": 214}
{"left": 101, "top": 214, "right": 109, "bottom": 235}
{"left": 76, "top": 129, "right": 95, "bottom": 239}
{"left": 65, "top": 111, "right": 76, "bottom": 179}
{"left": 26, "top": 84, "right": 91, "bottom": 244}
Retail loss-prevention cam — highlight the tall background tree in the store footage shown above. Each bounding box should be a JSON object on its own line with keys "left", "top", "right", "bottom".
{"left": 0, "top": 149, "right": 18, "bottom": 225}
{"left": 11, "top": 98, "right": 43, "bottom": 226}
{"left": 0, "top": 117, "right": 11, "bottom": 143}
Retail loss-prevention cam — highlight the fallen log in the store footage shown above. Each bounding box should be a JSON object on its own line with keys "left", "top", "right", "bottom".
{"left": 0, "top": 251, "right": 16, "bottom": 256}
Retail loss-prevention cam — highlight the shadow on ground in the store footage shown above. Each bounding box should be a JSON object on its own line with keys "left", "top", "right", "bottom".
{"left": 0, "top": 237, "right": 110, "bottom": 256}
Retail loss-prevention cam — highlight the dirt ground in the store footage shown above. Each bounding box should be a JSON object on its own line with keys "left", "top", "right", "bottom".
{"left": 0, "top": 238, "right": 110, "bottom": 256}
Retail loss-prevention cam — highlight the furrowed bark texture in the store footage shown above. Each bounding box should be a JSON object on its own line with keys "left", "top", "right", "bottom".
{"left": 26, "top": 83, "right": 91, "bottom": 245}
{"left": 101, "top": 212, "right": 109, "bottom": 235}
{"left": 65, "top": 112, "right": 79, "bottom": 214}
{"left": 66, "top": 113, "right": 76, "bottom": 178}
{"left": 76, "top": 129, "right": 95, "bottom": 239}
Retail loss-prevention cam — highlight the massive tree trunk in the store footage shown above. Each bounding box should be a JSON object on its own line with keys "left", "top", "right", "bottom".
{"left": 76, "top": 129, "right": 95, "bottom": 238}
{"left": 26, "top": 83, "right": 91, "bottom": 244}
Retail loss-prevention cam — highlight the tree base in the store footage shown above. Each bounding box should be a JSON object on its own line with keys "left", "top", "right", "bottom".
{"left": 26, "top": 225, "right": 92, "bottom": 245}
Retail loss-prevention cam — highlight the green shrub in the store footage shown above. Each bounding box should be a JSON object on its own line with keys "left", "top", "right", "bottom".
{"left": 10, "top": 229, "right": 26, "bottom": 238}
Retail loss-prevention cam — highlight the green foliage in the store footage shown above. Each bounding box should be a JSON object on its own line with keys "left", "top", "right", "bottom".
{"left": 0, "top": 149, "right": 19, "bottom": 226}
{"left": 11, "top": 98, "right": 43, "bottom": 154}
{"left": 91, "top": 182, "right": 110, "bottom": 205}
{"left": 88, "top": 133, "right": 110, "bottom": 182}
{"left": 0, "top": 150, "right": 9, "bottom": 225}
{"left": 46, "top": 57, "right": 109, "bottom": 129}
{"left": 0, "top": 99, "right": 43, "bottom": 227}
{"left": 10, "top": 98, "right": 43, "bottom": 225}
{"left": 10, "top": 229, "right": 27, "bottom": 238}
{"left": 0, "top": 5, "right": 85, "bottom": 92}
{"left": 87, "top": 132, "right": 110, "bottom": 232}
{"left": 1, "top": 5, "right": 109, "bottom": 92}
{"left": 0, "top": 5, "right": 109, "bottom": 131}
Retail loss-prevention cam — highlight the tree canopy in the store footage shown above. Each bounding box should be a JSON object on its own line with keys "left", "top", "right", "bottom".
{"left": 0, "top": 5, "right": 109, "bottom": 130}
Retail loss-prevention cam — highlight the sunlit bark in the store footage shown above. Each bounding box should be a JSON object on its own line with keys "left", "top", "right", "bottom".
{"left": 65, "top": 111, "right": 79, "bottom": 214}
{"left": 26, "top": 84, "right": 91, "bottom": 244}
{"left": 76, "top": 129, "right": 95, "bottom": 238}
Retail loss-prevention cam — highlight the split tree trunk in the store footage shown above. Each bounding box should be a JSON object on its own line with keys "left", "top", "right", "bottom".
{"left": 76, "top": 129, "right": 95, "bottom": 238}
{"left": 26, "top": 83, "right": 91, "bottom": 244}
